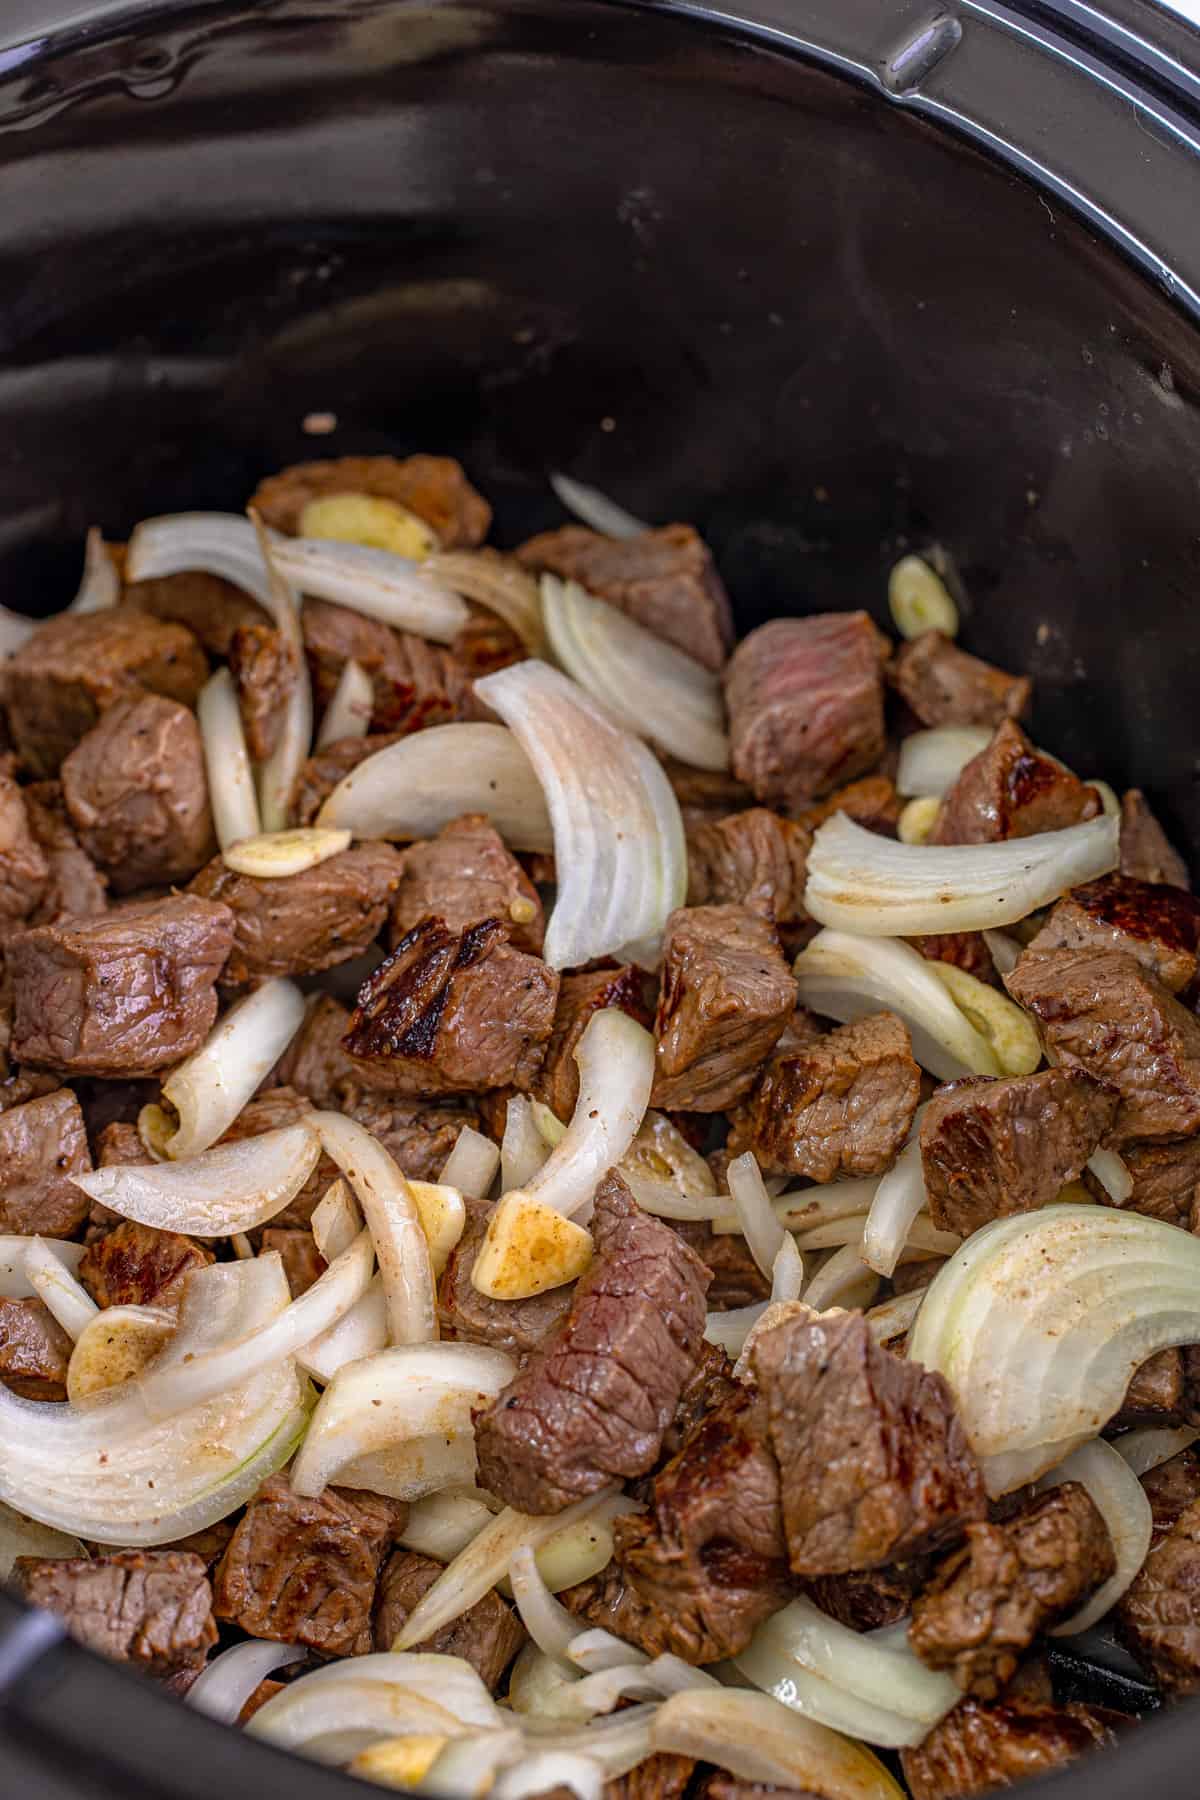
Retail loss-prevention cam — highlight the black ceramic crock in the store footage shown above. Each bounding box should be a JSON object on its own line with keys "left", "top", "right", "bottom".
{"left": 2, "top": 0, "right": 1200, "bottom": 1794}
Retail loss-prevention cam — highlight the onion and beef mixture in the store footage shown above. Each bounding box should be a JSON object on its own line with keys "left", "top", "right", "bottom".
{"left": 1, "top": 461, "right": 1197, "bottom": 1800}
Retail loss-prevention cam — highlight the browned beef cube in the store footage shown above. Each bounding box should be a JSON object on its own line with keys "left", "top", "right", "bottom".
{"left": 659, "top": 1338, "right": 739, "bottom": 1462}
{"left": 731, "top": 1012, "right": 919, "bottom": 1181}
{"left": 438, "top": 1195, "right": 574, "bottom": 1357}
{"left": 344, "top": 916, "right": 558, "bottom": 1097}
{"left": 61, "top": 691, "right": 215, "bottom": 893}
{"left": 0, "top": 768, "right": 48, "bottom": 923}
{"left": 24, "top": 782, "right": 108, "bottom": 923}
{"left": 795, "top": 772, "right": 905, "bottom": 839}
{"left": 474, "top": 1175, "right": 710, "bottom": 1514}
{"left": 0, "top": 1088, "right": 91, "bottom": 1236}
{"left": 517, "top": 524, "right": 733, "bottom": 671}
{"left": 449, "top": 602, "right": 527, "bottom": 694}
{"left": 0, "top": 1296, "right": 72, "bottom": 1399}
{"left": 662, "top": 758, "right": 753, "bottom": 827}
{"left": 212, "top": 1474, "right": 407, "bottom": 1657}
{"left": 1141, "top": 1447, "right": 1200, "bottom": 1539}
{"left": 933, "top": 719, "right": 1101, "bottom": 845}
{"left": 669, "top": 1219, "right": 770, "bottom": 1312}
{"left": 390, "top": 813, "right": 544, "bottom": 955}
{"left": 1118, "top": 1496, "right": 1200, "bottom": 1691}
{"left": 9, "top": 896, "right": 232, "bottom": 1078}
{"left": 292, "top": 731, "right": 405, "bottom": 826}
{"left": 1028, "top": 874, "right": 1200, "bottom": 995}
{"left": 1119, "top": 1348, "right": 1189, "bottom": 1428}
{"left": 188, "top": 842, "right": 403, "bottom": 985}
{"left": 3, "top": 610, "right": 207, "bottom": 775}
{"left": 260, "top": 1227, "right": 326, "bottom": 1297}
{"left": 686, "top": 807, "right": 811, "bottom": 928}
{"left": 273, "top": 995, "right": 357, "bottom": 1107}
{"left": 121, "top": 564, "right": 267, "bottom": 656}
{"left": 301, "top": 599, "right": 466, "bottom": 730}
{"left": 250, "top": 453, "right": 491, "bottom": 546}
{"left": 611, "top": 1755, "right": 698, "bottom": 1800}
{"left": 228, "top": 620, "right": 295, "bottom": 761}
{"left": 533, "top": 966, "right": 649, "bottom": 1122}
{"left": 901, "top": 1695, "right": 1116, "bottom": 1800}
{"left": 752, "top": 1309, "right": 986, "bottom": 1575}
{"left": 12, "top": 1551, "right": 217, "bottom": 1676}
{"left": 344, "top": 1091, "right": 481, "bottom": 1185}
{"left": 651, "top": 905, "right": 797, "bottom": 1112}
{"left": 1121, "top": 789, "right": 1190, "bottom": 889}
{"left": 1005, "top": 946, "right": 1200, "bottom": 1144}
{"left": 165, "top": 1519, "right": 238, "bottom": 1572}
{"left": 910, "top": 931, "right": 998, "bottom": 988}
{"left": 724, "top": 613, "right": 889, "bottom": 810}
{"left": 889, "top": 630, "right": 1031, "bottom": 730}
{"left": 80, "top": 1220, "right": 214, "bottom": 1309}
{"left": 560, "top": 1560, "right": 666, "bottom": 1657}
{"left": 804, "top": 1560, "right": 932, "bottom": 1633}
{"left": 1103, "top": 1136, "right": 1200, "bottom": 1227}
{"left": 909, "top": 1484, "right": 1115, "bottom": 1697}
{"left": 919, "top": 1069, "right": 1117, "bottom": 1236}
{"left": 373, "top": 1549, "right": 526, "bottom": 1687}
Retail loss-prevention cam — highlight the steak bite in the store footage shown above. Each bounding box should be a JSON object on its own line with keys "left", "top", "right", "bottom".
{"left": 24, "top": 782, "right": 108, "bottom": 923}
{"left": 0, "top": 1087, "right": 92, "bottom": 1237}
{"left": 61, "top": 691, "right": 216, "bottom": 893}
{"left": 389, "top": 813, "right": 544, "bottom": 955}
{"left": 212, "top": 1475, "right": 407, "bottom": 1657}
{"left": 12, "top": 1551, "right": 217, "bottom": 1676}
{"left": 752, "top": 1309, "right": 986, "bottom": 1575}
{"left": 292, "top": 731, "right": 404, "bottom": 826}
{"left": 250, "top": 453, "right": 491, "bottom": 547}
{"left": 187, "top": 842, "right": 404, "bottom": 985}
{"left": 685, "top": 807, "right": 811, "bottom": 928}
{"left": 121, "top": 565, "right": 268, "bottom": 656}
{"left": 80, "top": 1221, "right": 214, "bottom": 1310}
{"left": 0, "top": 767, "right": 48, "bottom": 924}
{"left": 474, "top": 1174, "right": 711, "bottom": 1513}
{"left": 272, "top": 994, "right": 358, "bottom": 1107}
{"left": 919, "top": 1069, "right": 1118, "bottom": 1236}
{"left": 344, "top": 1092, "right": 481, "bottom": 1186}
{"left": 516, "top": 523, "right": 733, "bottom": 671}
{"left": 723, "top": 613, "right": 889, "bottom": 810}
{"left": 344, "top": 916, "right": 558, "bottom": 1097}
{"left": 933, "top": 718, "right": 1101, "bottom": 845}
{"left": 533, "top": 966, "right": 650, "bottom": 1122}
{"left": 1117, "top": 1494, "right": 1200, "bottom": 1691}
{"left": 1026, "top": 874, "right": 1200, "bottom": 994}
{"left": 228, "top": 620, "right": 295, "bottom": 761}
{"left": 803, "top": 1560, "right": 932, "bottom": 1633}
{"left": 731, "top": 1012, "right": 920, "bottom": 1181}
{"left": 302, "top": 599, "right": 466, "bottom": 732}
{"left": 439, "top": 1195, "right": 574, "bottom": 1358}
{"left": 8, "top": 896, "right": 234, "bottom": 1078}
{"left": 2, "top": 609, "right": 207, "bottom": 776}
{"left": 1005, "top": 946, "right": 1200, "bottom": 1144}
{"left": 0, "top": 1297, "right": 73, "bottom": 1399}
{"left": 901, "top": 1694, "right": 1117, "bottom": 1800}
{"left": 670, "top": 1218, "right": 770, "bottom": 1312}
{"left": 259, "top": 1227, "right": 326, "bottom": 1297}
{"left": 909, "top": 1484, "right": 1116, "bottom": 1697}
{"left": 889, "top": 629, "right": 1031, "bottom": 729}
{"left": 651, "top": 904, "right": 798, "bottom": 1112}
{"left": 1115, "top": 1348, "right": 1197, "bottom": 1430}
{"left": 1095, "top": 1135, "right": 1200, "bottom": 1228}
{"left": 1121, "top": 788, "right": 1190, "bottom": 889}
{"left": 373, "top": 1549, "right": 526, "bottom": 1687}
{"left": 1140, "top": 1446, "right": 1200, "bottom": 1539}
{"left": 796, "top": 772, "right": 905, "bottom": 839}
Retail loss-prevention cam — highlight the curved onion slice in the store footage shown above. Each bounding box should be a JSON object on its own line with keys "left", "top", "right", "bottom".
{"left": 400, "top": 1489, "right": 499, "bottom": 1563}
{"left": 70, "top": 527, "right": 119, "bottom": 613}
{"left": 187, "top": 1639, "right": 307, "bottom": 1724}
{"left": 73, "top": 1123, "right": 320, "bottom": 1237}
{"left": 1087, "top": 1147, "right": 1134, "bottom": 1205}
{"left": 475, "top": 660, "right": 686, "bottom": 970}
{"left": 67, "top": 1304, "right": 174, "bottom": 1402}
{"left": 247, "top": 1653, "right": 501, "bottom": 1762}
{"left": 862, "top": 1133, "right": 927, "bottom": 1279}
{"left": 270, "top": 536, "right": 469, "bottom": 641}
{"left": 794, "top": 930, "right": 1000, "bottom": 1081}
{"left": 909, "top": 1204, "right": 1200, "bottom": 1493}
{"left": 338, "top": 1435, "right": 481, "bottom": 1503}
{"left": 865, "top": 1287, "right": 928, "bottom": 1345}
{"left": 0, "top": 1500, "right": 84, "bottom": 1577}
{"left": 896, "top": 727, "right": 991, "bottom": 798}
{"left": 252, "top": 517, "right": 314, "bottom": 833}
{"left": 157, "top": 978, "right": 307, "bottom": 1160}
{"left": 1034, "top": 1438, "right": 1152, "bottom": 1635}
{"left": 222, "top": 827, "right": 351, "bottom": 879}
{"left": 312, "top": 1109, "right": 437, "bottom": 1345}
{"left": 440, "top": 1125, "right": 501, "bottom": 1198}
{"left": 549, "top": 472, "right": 648, "bottom": 540}
{"left": 290, "top": 1341, "right": 514, "bottom": 1498}
{"left": 1116, "top": 1424, "right": 1200, "bottom": 1478}
{"left": 197, "top": 667, "right": 261, "bottom": 851}
{"left": 542, "top": 576, "right": 729, "bottom": 772}
{"left": 298, "top": 1274, "right": 388, "bottom": 1384}
{"left": 509, "top": 1643, "right": 582, "bottom": 1718}
{"left": 982, "top": 928, "right": 1023, "bottom": 977}
{"left": 727, "top": 1152, "right": 787, "bottom": 1280}
{"left": 317, "top": 722, "right": 554, "bottom": 851}
{"left": 0, "top": 1237, "right": 83, "bottom": 1299}
{"left": 419, "top": 1727, "right": 527, "bottom": 1798}
{"left": 425, "top": 550, "right": 544, "bottom": 652}
{"left": 651, "top": 1689, "right": 905, "bottom": 1798}
{"left": 495, "top": 1751, "right": 604, "bottom": 1800}
{"left": 316, "top": 656, "right": 373, "bottom": 748}
{"left": 618, "top": 1112, "right": 716, "bottom": 1218}
{"left": 525, "top": 1010, "right": 655, "bottom": 1218}
{"left": 805, "top": 812, "right": 1120, "bottom": 937}
{"left": 517, "top": 1707, "right": 657, "bottom": 1781}
{"left": 311, "top": 1177, "right": 361, "bottom": 1261}
{"left": 126, "top": 512, "right": 273, "bottom": 607}
{"left": 502, "top": 1095, "right": 553, "bottom": 1193}
{"left": 510, "top": 1543, "right": 581, "bottom": 1665}
{"left": 24, "top": 1240, "right": 98, "bottom": 1339}
{"left": 803, "top": 1245, "right": 881, "bottom": 1314}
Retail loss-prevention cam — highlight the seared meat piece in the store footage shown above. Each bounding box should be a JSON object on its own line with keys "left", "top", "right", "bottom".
{"left": 911, "top": 932, "right": 998, "bottom": 988}
{"left": 301, "top": 599, "right": 465, "bottom": 730}
{"left": 213, "top": 1474, "right": 407, "bottom": 1657}
{"left": 0, "top": 767, "right": 48, "bottom": 923}
{"left": 933, "top": 719, "right": 1101, "bottom": 845}
{"left": 516, "top": 524, "right": 733, "bottom": 671}
{"left": 611, "top": 1755, "right": 698, "bottom": 1800}
{"left": 1027, "top": 875, "right": 1200, "bottom": 994}
{"left": 390, "top": 813, "right": 544, "bottom": 955}
{"left": 1005, "top": 946, "right": 1200, "bottom": 1144}
{"left": 1118, "top": 1495, "right": 1200, "bottom": 1691}
{"left": 1121, "top": 789, "right": 1190, "bottom": 889}
{"left": 292, "top": 731, "right": 405, "bottom": 826}
{"left": 80, "top": 1221, "right": 214, "bottom": 1310}
{"left": 752, "top": 1309, "right": 986, "bottom": 1574}
{"left": 373, "top": 1549, "right": 525, "bottom": 1687}
{"left": 660, "top": 1338, "right": 739, "bottom": 1460}
{"left": 450, "top": 601, "right": 527, "bottom": 693}
{"left": 561, "top": 1560, "right": 670, "bottom": 1658}
{"left": 3, "top": 609, "right": 207, "bottom": 776}
{"left": 731, "top": 1012, "right": 919, "bottom": 1181}
{"left": 187, "top": 842, "right": 403, "bottom": 985}
{"left": 344, "top": 1091, "right": 481, "bottom": 1186}
{"left": 651, "top": 904, "right": 797, "bottom": 1111}
{"left": 909, "top": 1484, "right": 1115, "bottom": 1697}
{"left": 670, "top": 1219, "right": 770, "bottom": 1312}
{"left": 439, "top": 1196, "right": 574, "bottom": 1357}
{"left": 1140, "top": 1447, "right": 1200, "bottom": 1538}
{"left": 686, "top": 807, "right": 811, "bottom": 927}
{"left": 724, "top": 613, "right": 889, "bottom": 810}
{"left": 889, "top": 630, "right": 1031, "bottom": 730}
{"left": 344, "top": 916, "right": 558, "bottom": 1097}
{"left": 121, "top": 565, "right": 267, "bottom": 655}
{"left": 919, "top": 1069, "right": 1118, "bottom": 1236}
{"left": 1115, "top": 1348, "right": 1193, "bottom": 1429}
{"left": 250, "top": 453, "right": 491, "bottom": 546}
{"left": 795, "top": 772, "right": 904, "bottom": 839}
{"left": 0, "top": 1297, "right": 72, "bottom": 1399}
{"left": 474, "top": 1174, "right": 711, "bottom": 1513}
{"left": 8, "top": 896, "right": 233, "bottom": 1078}
{"left": 24, "top": 782, "right": 108, "bottom": 923}
{"left": 662, "top": 758, "right": 753, "bottom": 827}
{"left": 533, "top": 966, "right": 650, "bottom": 1122}
{"left": 12, "top": 1552, "right": 217, "bottom": 1676}
{"left": 0, "top": 1088, "right": 92, "bottom": 1237}
{"left": 228, "top": 620, "right": 295, "bottom": 761}
{"left": 901, "top": 1695, "right": 1116, "bottom": 1800}
{"left": 260, "top": 1227, "right": 326, "bottom": 1297}
{"left": 60, "top": 691, "right": 215, "bottom": 892}
{"left": 165, "top": 1520, "right": 238, "bottom": 1573}
{"left": 1106, "top": 1136, "right": 1200, "bottom": 1227}
{"left": 272, "top": 994, "right": 358, "bottom": 1107}
{"left": 804, "top": 1559, "right": 932, "bottom": 1633}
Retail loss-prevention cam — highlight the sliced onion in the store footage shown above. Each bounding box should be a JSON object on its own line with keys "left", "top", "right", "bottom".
{"left": 23, "top": 1240, "right": 98, "bottom": 1340}
{"left": 794, "top": 1215, "right": 957, "bottom": 1257}
{"left": 0, "top": 1500, "right": 84, "bottom": 1577}
{"left": 312, "top": 1109, "right": 437, "bottom": 1345}
{"left": 223, "top": 827, "right": 351, "bottom": 879}
{"left": 518, "top": 1706, "right": 656, "bottom": 1780}
{"left": 793, "top": 929, "right": 1001, "bottom": 1080}
{"left": 523, "top": 1010, "right": 655, "bottom": 1218}
{"left": 502, "top": 1095, "right": 552, "bottom": 1193}
{"left": 475, "top": 660, "right": 686, "bottom": 969}
{"left": 425, "top": 550, "right": 545, "bottom": 653}
{"left": 271, "top": 536, "right": 469, "bottom": 641}
{"left": 247, "top": 1653, "right": 501, "bottom": 1762}
{"left": 651, "top": 1689, "right": 904, "bottom": 1798}
{"left": 440, "top": 1125, "right": 502, "bottom": 1198}
{"left": 187, "top": 1640, "right": 307, "bottom": 1725}
{"left": 316, "top": 655, "right": 374, "bottom": 748}
{"left": 864, "top": 1288, "right": 928, "bottom": 1345}
{"left": 73, "top": 1123, "right": 320, "bottom": 1237}
{"left": 339, "top": 1435, "right": 480, "bottom": 1502}
{"left": 0, "top": 1239, "right": 85, "bottom": 1299}
{"left": 70, "top": 526, "right": 119, "bottom": 614}
{"left": 526, "top": 1496, "right": 634, "bottom": 1596}
{"left": 157, "top": 977, "right": 307, "bottom": 1159}
{"left": 297, "top": 1274, "right": 388, "bottom": 1384}
{"left": 511, "top": 1542, "right": 581, "bottom": 1665}
{"left": 420, "top": 1728, "right": 527, "bottom": 1797}
{"left": 1087, "top": 1147, "right": 1134, "bottom": 1205}
{"left": 772, "top": 1181, "right": 880, "bottom": 1234}
{"left": 495, "top": 1751, "right": 604, "bottom": 1800}
{"left": 1116, "top": 1425, "right": 1200, "bottom": 1478}
{"left": 618, "top": 1112, "right": 716, "bottom": 1218}
{"left": 728, "top": 1152, "right": 788, "bottom": 1280}
{"left": 803, "top": 1245, "right": 881, "bottom": 1313}
{"left": 982, "top": 928, "right": 1022, "bottom": 977}
{"left": 317, "top": 722, "right": 554, "bottom": 852}
{"left": 862, "top": 1133, "right": 927, "bottom": 1279}
{"left": 805, "top": 812, "right": 1120, "bottom": 936}
{"left": 311, "top": 1177, "right": 362, "bottom": 1262}
{"left": 1033, "top": 1438, "right": 1152, "bottom": 1635}
{"left": 290, "top": 1341, "right": 514, "bottom": 1498}
{"left": 896, "top": 727, "right": 992, "bottom": 798}
{"left": 549, "top": 472, "right": 648, "bottom": 540}
{"left": 126, "top": 511, "right": 274, "bottom": 607}
{"left": 400, "top": 1489, "right": 500, "bottom": 1563}
{"left": 253, "top": 516, "right": 314, "bottom": 834}
{"left": 542, "top": 575, "right": 729, "bottom": 772}
{"left": 197, "top": 667, "right": 262, "bottom": 851}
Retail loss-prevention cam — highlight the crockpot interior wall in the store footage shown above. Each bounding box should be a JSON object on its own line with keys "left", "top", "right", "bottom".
{"left": 1, "top": 0, "right": 1199, "bottom": 867}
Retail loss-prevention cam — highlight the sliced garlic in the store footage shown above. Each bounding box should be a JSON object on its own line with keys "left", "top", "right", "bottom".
{"left": 930, "top": 961, "right": 1042, "bottom": 1076}
{"left": 300, "top": 492, "right": 439, "bottom": 560}
{"left": 1087, "top": 778, "right": 1121, "bottom": 819}
{"left": 471, "top": 1191, "right": 593, "bottom": 1299}
{"left": 897, "top": 795, "right": 942, "bottom": 845}
{"left": 349, "top": 1734, "right": 450, "bottom": 1788}
{"left": 222, "top": 827, "right": 352, "bottom": 878}
{"left": 888, "top": 554, "right": 959, "bottom": 640}
{"left": 407, "top": 1180, "right": 467, "bottom": 1277}
{"left": 66, "top": 1304, "right": 175, "bottom": 1403}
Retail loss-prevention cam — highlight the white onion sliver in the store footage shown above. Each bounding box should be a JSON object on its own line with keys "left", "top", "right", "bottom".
{"left": 738, "top": 1597, "right": 959, "bottom": 1730}
{"left": 771, "top": 1235, "right": 806, "bottom": 1304}
{"left": 312, "top": 1109, "right": 437, "bottom": 1345}
{"left": 24, "top": 1240, "right": 99, "bottom": 1340}
{"left": 1116, "top": 1425, "right": 1200, "bottom": 1478}
{"left": 439, "top": 1125, "right": 501, "bottom": 1198}
{"left": 0, "top": 1500, "right": 84, "bottom": 1577}
{"left": 803, "top": 1244, "right": 882, "bottom": 1314}
{"left": 252, "top": 517, "right": 314, "bottom": 835}
{"left": 187, "top": 1640, "right": 307, "bottom": 1725}
{"left": 502, "top": 1095, "right": 553, "bottom": 1193}
{"left": 160, "top": 977, "right": 307, "bottom": 1159}
{"left": 510, "top": 1543, "right": 581, "bottom": 1666}
{"left": 316, "top": 656, "right": 374, "bottom": 748}
{"left": 0, "top": 1238, "right": 84, "bottom": 1302}
{"left": 495, "top": 1750, "right": 604, "bottom": 1800}
{"left": 126, "top": 512, "right": 273, "bottom": 606}
{"left": 982, "top": 929, "right": 1023, "bottom": 977}
{"left": 651, "top": 1689, "right": 905, "bottom": 1798}
{"left": 247, "top": 1652, "right": 501, "bottom": 1760}
{"left": 296, "top": 1274, "right": 388, "bottom": 1384}
{"left": 549, "top": 472, "right": 649, "bottom": 540}
{"left": 271, "top": 536, "right": 469, "bottom": 642}
{"left": 895, "top": 727, "right": 992, "bottom": 798}
{"left": 72, "top": 1123, "right": 321, "bottom": 1237}
{"left": 1034, "top": 1438, "right": 1152, "bottom": 1635}
{"left": 524, "top": 1010, "right": 655, "bottom": 1217}
{"left": 727, "top": 1152, "right": 787, "bottom": 1280}
{"left": 311, "top": 1177, "right": 362, "bottom": 1263}
{"left": 425, "top": 550, "right": 544, "bottom": 652}
{"left": 70, "top": 526, "right": 119, "bottom": 613}
{"left": 421, "top": 1728, "right": 527, "bottom": 1798}
{"left": 862, "top": 1132, "right": 927, "bottom": 1278}
{"left": 197, "top": 668, "right": 261, "bottom": 851}
{"left": 338, "top": 1435, "right": 479, "bottom": 1503}
{"left": 1087, "top": 1147, "right": 1134, "bottom": 1205}
{"left": 400, "top": 1489, "right": 499, "bottom": 1563}
{"left": 865, "top": 1287, "right": 928, "bottom": 1344}
{"left": 567, "top": 1628, "right": 650, "bottom": 1676}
